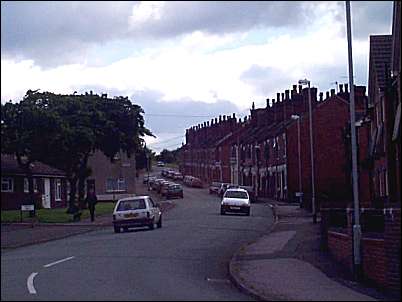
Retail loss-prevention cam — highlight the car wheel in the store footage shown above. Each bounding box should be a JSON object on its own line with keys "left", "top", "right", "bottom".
{"left": 157, "top": 216, "right": 162, "bottom": 228}
{"left": 114, "top": 226, "right": 121, "bottom": 233}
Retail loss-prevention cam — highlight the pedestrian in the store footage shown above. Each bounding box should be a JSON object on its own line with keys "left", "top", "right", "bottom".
{"left": 85, "top": 187, "right": 98, "bottom": 222}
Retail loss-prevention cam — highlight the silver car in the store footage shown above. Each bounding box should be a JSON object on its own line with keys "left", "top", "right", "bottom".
{"left": 112, "top": 196, "right": 162, "bottom": 233}
{"left": 220, "top": 188, "right": 250, "bottom": 216}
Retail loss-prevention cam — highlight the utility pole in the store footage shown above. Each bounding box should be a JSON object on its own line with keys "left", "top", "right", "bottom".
{"left": 346, "top": 0, "right": 362, "bottom": 280}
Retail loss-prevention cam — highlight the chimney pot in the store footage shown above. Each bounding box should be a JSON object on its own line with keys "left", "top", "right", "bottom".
{"left": 207, "top": 121, "right": 209, "bottom": 126}
{"left": 293, "top": 85, "right": 297, "bottom": 91}
{"left": 326, "top": 91, "right": 330, "bottom": 99}
{"left": 223, "top": 115, "right": 226, "bottom": 121}
{"left": 344, "top": 83, "right": 348, "bottom": 93}
{"left": 252, "top": 102, "right": 255, "bottom": 110}
{"left": 298, "top": 85, "right": 302, "bottom": 93}
{"left": 319, "top": 92, "right": 323, "bottom": 101}
{"left": 281, "top": 93, "right": 285, "bottom": 102}
{"left": 339, "top": 84, "right": 344, "bottom": 93}
{"left": 330, "top": 89, "right": 335, "bottom": 97}
{"left": 233, "top": 113, "right": 236, "bottom": 119}
{"left": 266, "top": 98, "right": 270, "bottom": 107}
{"left": 276, "top": 93, "right": 280, "bottom": 103}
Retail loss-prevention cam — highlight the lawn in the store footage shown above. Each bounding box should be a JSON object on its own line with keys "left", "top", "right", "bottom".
{"left": 1, "top": 202, "right": 116, "bottom": 223}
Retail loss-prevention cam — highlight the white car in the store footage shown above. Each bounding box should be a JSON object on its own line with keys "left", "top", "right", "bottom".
{"left": 112, "top": 196, "right": 162, "bottom": 233}
{"left": 220, "top": 188, "right": 250, "bottom": 216}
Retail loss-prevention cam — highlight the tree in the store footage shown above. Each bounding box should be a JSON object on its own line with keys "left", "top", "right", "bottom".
{"left": 1, "top": 91, "right": 64, "bottom": 213}
{"left": 1, "top": 90, "right": 153, "bottom": 213}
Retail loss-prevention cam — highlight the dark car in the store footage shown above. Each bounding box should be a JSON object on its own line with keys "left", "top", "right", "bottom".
{"left": 166, "top": 184, "right": 184, "bottom": 199}
{"left": 209, "top": 182, "right": 222, "bottom": 194}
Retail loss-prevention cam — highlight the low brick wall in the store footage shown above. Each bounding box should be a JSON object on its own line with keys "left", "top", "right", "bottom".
{"left": 362, "top": 236, "right": 386, "bottom": 287}
{"left": 328, "top": 230, "right": 353, "bottom": 271}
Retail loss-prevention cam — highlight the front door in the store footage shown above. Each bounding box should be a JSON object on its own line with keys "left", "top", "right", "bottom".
{"left": 43, "top": 178, "right": 51, "bottom": 208}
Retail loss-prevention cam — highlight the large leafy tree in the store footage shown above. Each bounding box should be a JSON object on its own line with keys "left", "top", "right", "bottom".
{"left": 1, "top": 90, "right": 153, "bottom": 213}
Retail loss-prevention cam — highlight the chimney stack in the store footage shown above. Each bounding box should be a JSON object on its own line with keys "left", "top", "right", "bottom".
{"left": 277, "top": 93, "right": 280, "bottom": 103}
{"left": 281, "top": 93, "right": 285, "bottom": 102}
{"left": 207, "top": 121, "right": 209, "bottom": 126}
{"left": 219, "top": 115, "right": 222, "bottom": 122}
{"left": 266, "top": 98, "right": 270, "bottom": 107}
{"left": 233, "top": 113, "right": 236, "bottom": 119}
{"left": 339, "top": 84, "right": 344, "bottom": 93}
{"left": 293, "top": 85, "right": 297, "bottom": 92}
{"left": 215, "top": 117, "right": 218, "bottom": 124}
{"left": 319, "top": 92, "right": 323, "bottom": 101}
{"left": 285, "top": 89, "right": 290, "bottom": 100}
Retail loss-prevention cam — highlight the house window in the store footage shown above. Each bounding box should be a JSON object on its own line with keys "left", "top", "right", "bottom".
{"left": 106, "top": 178, "right": 126, "bottom": 192}
{"left": 55, "top": 179, "right": 62, "bottom": 201}
{"left": 1, "top": 177, "right": 14, "bottom": 192}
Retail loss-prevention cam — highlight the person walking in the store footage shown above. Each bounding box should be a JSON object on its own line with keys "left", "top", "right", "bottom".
{"left": 86, "top": 187, "right": 98, "bottom": 222}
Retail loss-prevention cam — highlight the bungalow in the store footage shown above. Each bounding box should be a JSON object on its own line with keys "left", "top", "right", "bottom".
{"left": 1, "top": 154, "right": 68, "bottom": 210}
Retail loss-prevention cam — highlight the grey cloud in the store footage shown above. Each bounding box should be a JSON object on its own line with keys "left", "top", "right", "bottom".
{"left": 1, "top": 1, "right": 315, "bottom": 68}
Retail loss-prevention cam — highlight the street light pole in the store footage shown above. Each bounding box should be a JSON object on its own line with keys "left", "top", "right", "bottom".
{"left": 292, "top": 115, "right": 303, "bottom": 207}
{"left": 346, "top": 0, "right": 362, "bottom": 279}
{"left": 299, "top": 78, "right": 317, "bottom": 223}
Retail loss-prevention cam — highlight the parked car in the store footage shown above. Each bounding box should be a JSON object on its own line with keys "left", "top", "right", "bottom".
{"left": 209, "top": 182, "right": 222, "bottom": 194}
{"left": 173, "top": 172, "right": 184, "bottom": 181}
{"left": 157, "top": 180, "right": 170, "bottom": 194}
{"left": 160, "top": 181, "right": 173, "bottom": 196}
{"left": 167, "top": 170, "right": 176, "bottom": 178}
{"left": 220, "top": 188, "right": 250, "bottom": 216}
{"left": 112, "top": 196, "right": 162, "bottom": 232}
{"left": 239, "top": 185, "right": 257, "bottom": 203}
{"left": 151, "top": 178, "right": 165, "bottom": 191}
{"left": 166, "top": 184, "right": 184, "bottom": 199}
{"left": 190, "top": 177, "right": 203, "bottom": 188}
{"left": 183, "top": 175, "right": 193, "bottom": 186}
{"left": 157, "top": 161, "right": 165, "bottom": 167}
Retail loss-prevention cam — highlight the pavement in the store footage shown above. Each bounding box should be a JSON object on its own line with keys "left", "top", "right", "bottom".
{"left": 229, "top": 200, "right": 397, "bottom": 301}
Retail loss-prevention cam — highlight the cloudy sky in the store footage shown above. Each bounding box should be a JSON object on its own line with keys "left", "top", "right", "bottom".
{"left": 1, "top": 1, "right": 393, "bottom": 153}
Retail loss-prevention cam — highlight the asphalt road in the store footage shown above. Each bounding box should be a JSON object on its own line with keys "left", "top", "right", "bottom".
{"left": 1, "top": 169, "right": 274, "bottom": 301}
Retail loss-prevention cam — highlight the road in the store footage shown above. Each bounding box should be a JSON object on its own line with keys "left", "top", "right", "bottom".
{"left": 1, "top": 168, "right": 274, "bottom": 301}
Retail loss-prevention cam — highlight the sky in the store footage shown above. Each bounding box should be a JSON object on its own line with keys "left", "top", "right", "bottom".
{"left": 1, "top": 1, "right": 394, "bottom": 153}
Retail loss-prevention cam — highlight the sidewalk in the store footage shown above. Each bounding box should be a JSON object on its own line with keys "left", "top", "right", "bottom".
{"left": 1, "top": 185, "right": 175, "bottom": 249}
{"left": 229, "top": 200, "right": 395, "bottom": 301}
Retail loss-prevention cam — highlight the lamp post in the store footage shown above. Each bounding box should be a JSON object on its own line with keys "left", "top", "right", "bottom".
{"left": 346, "top": 0, "right": 361, "bottom": 279}
{"left": 298, "top": 78, "right": 317, "bottom": 224}
{"left": 291, "top": 114, "right": 303, "bottom": 207}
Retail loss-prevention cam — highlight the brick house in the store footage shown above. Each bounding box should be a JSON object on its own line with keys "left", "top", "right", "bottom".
{"left": 322, "top": 2, "right": 400, "bottom": 295}
{"left": 1, "top": 154, "right": 67, "bottom": 210}
{"left": 87, "top": 149, "right": 137, "bottom": 201}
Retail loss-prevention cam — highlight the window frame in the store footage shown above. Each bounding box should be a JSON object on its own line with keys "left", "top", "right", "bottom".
{"left": 1, "top": 177, "right": 14, "bottom": 192}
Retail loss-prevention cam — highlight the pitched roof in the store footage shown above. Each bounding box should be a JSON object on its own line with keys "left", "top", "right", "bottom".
{"left": 1, "top": 154, "right": 66, "bottom": 176}
{"left": 368, "top": 35, "right": 393, "bottom": 96}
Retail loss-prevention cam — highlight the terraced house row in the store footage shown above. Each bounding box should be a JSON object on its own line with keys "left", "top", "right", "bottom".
{"left": 180, "top": 83, "right": 367, "bottom": 208}
{"left": 179, "top": 1, "right": 400, "bottom": 295}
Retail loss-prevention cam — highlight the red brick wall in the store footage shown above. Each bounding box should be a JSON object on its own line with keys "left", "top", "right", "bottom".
{"left": 384, "top": 208, "right": 401, "bottom": 293}
{"left": 362, "top": 237, "right": 386, "bottom": 287}
{"left": 328, "top": 230, "right": 353, "bottom": 271}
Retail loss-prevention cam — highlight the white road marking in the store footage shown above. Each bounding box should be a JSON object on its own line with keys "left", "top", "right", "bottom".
{"left": 27, "top": 272, "right": 38, "bottom": 294}
{"left": 206, "top": 278, "right": 231, "bottom": 283}
{"left": 43, "top": 256, "right": 75, "bottom": 268}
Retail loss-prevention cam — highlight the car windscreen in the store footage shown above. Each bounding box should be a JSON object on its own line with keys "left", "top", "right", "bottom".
{"left": 169, "top": 185, "right": 182, "bottom": 191}
{"left": 224, "top": 191, "right": 248, "bottom": 199}
{"left": 117, "top": 199, "right": 146, "bottom": 211}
